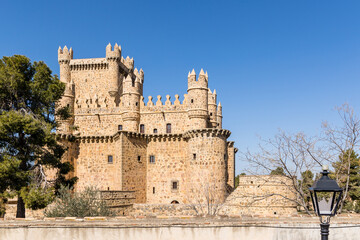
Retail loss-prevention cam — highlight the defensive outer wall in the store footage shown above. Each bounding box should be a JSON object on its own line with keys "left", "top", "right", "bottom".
{"left": 0, "top": 216, "right": 360, "bottom": 240}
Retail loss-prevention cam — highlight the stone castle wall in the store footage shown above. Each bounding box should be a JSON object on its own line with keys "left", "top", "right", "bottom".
{"left": 120, "top": 133, "right": 147, "bottom": 203}
{"left": 219, "top": 175, "right": 298, "bottom": 216}
{"left": 56, "top": 44, "right": 235, "bottom": 207}
{"left": 146, "top": 136, "right": 188, "bottom": 204}
{"left": 75, "top": 137, "right": 122, "bottom": 191}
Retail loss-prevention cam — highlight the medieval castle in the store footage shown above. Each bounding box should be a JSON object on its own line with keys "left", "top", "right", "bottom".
{"left": 56, "top": 43, "right": 237, "bottom": 205}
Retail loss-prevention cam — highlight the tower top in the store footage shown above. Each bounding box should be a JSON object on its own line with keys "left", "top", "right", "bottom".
{"left": 58, "top": 46, "right": 73, "bottom": 63}
{"left": 106, "top": 43, "right": 121, "bottom": 60}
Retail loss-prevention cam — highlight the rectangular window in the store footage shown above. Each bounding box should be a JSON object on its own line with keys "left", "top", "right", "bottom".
{"left": 193, "top": 154, "right": 196, "bottom": 160}
{"left": 108, "top": 155, "right": 113, "bottom": 164}
{"left": 153, "top": 187, "right": 155, "bottom": 194}
{"left": 153, "top": 128, "right": 158, "bottom": 133}
{"left": 149, "top": 155, "right": 155, "bottom": 164}
{"left": 118, "top": 125, "right": 123, "bottom": 131}
{"left": 138, "top": 156, "right": 141, "bottom": 162}
{"left": 166, "top": 123, "right": 171, "bottom": 133}
{"left": 140, "top": 124, "right": 145, "bottom": 133}
{"left": 172, "top": 181, "right": 178, "bottom": 190}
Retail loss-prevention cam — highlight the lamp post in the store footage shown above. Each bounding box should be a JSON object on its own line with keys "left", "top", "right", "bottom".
{"left": 309, "top": 165, "right": 343, "bottom": 240}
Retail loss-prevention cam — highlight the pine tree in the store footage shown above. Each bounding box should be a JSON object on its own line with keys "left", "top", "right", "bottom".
{"left": 0, "top": 55, "right": 77, "bottom": 218}
{"left": 333, "top": 149, "right": 360, "bottom": 211}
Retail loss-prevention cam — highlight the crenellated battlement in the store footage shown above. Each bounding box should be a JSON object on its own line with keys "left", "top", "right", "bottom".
{"left": 187, "top": 69, "right": 208, "bottom": 90}
{"left": 140, "top": 94, "right": 188, "bottom": 111}
{"left": 58, "top": 46, "right": 73, "bottom": 63}
{"left": 121, "top": 56, "right": 134, "bottom": 70}
{"left": 105, "top": 43, "right": 121, "bottom": 61}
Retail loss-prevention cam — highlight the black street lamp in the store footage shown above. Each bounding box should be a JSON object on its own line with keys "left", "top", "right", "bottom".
{"left": 309, "top": 165, "right": 343, "bottom": 240}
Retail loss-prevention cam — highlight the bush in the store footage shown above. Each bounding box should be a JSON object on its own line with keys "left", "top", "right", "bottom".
{"left": 20, "top": 185, "right": 55, "bottom": 210}
{"left": 0, "top": 198, "right": 5, "bottom": 217}
{"left": 354, "top": 201, "right": 360, "bottom": 213}
{"left": 45, "top": 186, "right": 114, "bottom": 217}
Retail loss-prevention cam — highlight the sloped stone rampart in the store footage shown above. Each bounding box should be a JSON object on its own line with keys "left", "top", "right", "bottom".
{"left": 219, "top": 175, "right": 298, "bottom": 216}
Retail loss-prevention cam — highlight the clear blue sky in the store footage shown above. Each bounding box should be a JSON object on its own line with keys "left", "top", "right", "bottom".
{"left": 1, "top": 0, "right": 360, "bottom": 174}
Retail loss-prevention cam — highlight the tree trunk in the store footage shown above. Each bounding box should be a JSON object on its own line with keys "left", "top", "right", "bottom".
{"left": 16, "top": 195, "right": 25, "bottom": 218}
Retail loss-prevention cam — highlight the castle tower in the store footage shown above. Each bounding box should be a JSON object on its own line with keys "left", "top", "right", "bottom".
{"left": 216, "top": 102, "right": 222, "bottom": 129}
{"left": 57, "top": 46, "right": 74, "bottom": 134}
{"left": 185, "top": 129, "right": 230, "bottom": 204}
{"left": 187, "top": 69, "right": 209, "bottom": 129}
{"left": 106, "top": 43, "right": 121, "bottom": 97}
{"left": 121, "top": 73, "right": 141, "bottom": 132}
{"left": 208, "top": 87, "right": 218, "bottom": 128}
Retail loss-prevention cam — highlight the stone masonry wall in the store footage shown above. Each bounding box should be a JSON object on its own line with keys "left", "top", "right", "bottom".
{"left": 219, "top": 175, "right": 297, "bottom": 216}
{"left": 226, "top": 142, "right": 236, "bottom": 188}
{"left": 146, "top": 136, "right": 188, "bottom": 204}
{"left": 74, "top": 137, "right": 122, "bottom": 191}
{"left": 185, "top": 129, "right": 230, "bottom": 205}
{"left": 120, "top": 133, "right": 147, "bottom": 203}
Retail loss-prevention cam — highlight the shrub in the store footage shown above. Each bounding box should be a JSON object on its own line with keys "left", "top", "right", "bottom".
{"left": 45, "top": 186, "right": 114, "bottom": 217}
{"left": 20, "top": 185, "right": 55, "bottom": 210}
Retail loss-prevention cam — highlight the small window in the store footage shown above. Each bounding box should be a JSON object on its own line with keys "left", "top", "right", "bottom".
{"left": 138, "top": 156, "right": 141, "bottom": 162}
{"left": 171, "top": 200, "right": 179, "bottom": 204}
{"left": 166, "top": 123, "right": 171, "bottom": 133}
{"left": 118, "top": 125, "right": 123, "bottom": 131}
{"left": 140, "top": 124, "right": 145, "bottom": 133}
{"left": 132, "top": 79, "right": 135, "bottom": 87}
{"left": 149, "top": 155, "right": 155, "bottom": 164}
{"left": 193, "top": 154, "right": 196, "bottom": 160}
{"left": 172, "top": 181, "right": 178, "bottom": 190}
{"left": 136, "top": 102, "right": 138, "bottom": 106}
{"left": 108, "top": 155, "right": 113, "bottom": 164}
{"left": 153, "top": 128, "right": 158, "bottom": 133}
{"left": 210, "top": 113, "right": 213, "bottom": 116}
{"left": 191, "top": 99, "right": 194, "bottom": 103}
{"left": 153, "top": 187, "right": 155, "bottom": 194}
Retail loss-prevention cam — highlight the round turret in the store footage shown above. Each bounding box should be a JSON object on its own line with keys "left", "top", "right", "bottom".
{"left": 57, "top": 46, "right": 75, "bottom": 135}
{"left": 187, "top": 69, "right": 209, "bottom": 129}
{"left": 121, "top": 74, "right": 141, "bottom": 132}
{"left": 106, "top": 43, "right": 121, "bottom": 97}
{"left": 208, "top": 89, "right": 217, "bottom": 128}
{"left": 184, "top": 129, "right": 231, "bottom": 204}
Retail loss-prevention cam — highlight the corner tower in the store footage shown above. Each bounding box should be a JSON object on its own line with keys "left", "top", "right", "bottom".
{"left": 57, "top": 46, "right": 74, "bottom": 134}
{"left": 106, "top": 43, "right": 121, "bottom": 97}
{"left": 121, "top": 71, "right": 142, "bottom": 132}
{"left": 187, "top": 69, "right": 209, "bottom": 129}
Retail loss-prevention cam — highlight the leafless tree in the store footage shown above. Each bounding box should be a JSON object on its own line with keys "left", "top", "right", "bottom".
{"left": 187, "top": 176, "right": 226, "bottom": 216}
{"left": 243, "top": 131, "right": 324, "bottom": 215}
{"left": 321, "top": 103, "right": 360, "bottom": 212}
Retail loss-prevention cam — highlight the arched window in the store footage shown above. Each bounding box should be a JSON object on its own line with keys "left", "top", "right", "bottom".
{"left": 171, "top": 200, "right": 179, "bottom": 204}
{"left": 140, "top": 124, "right": 145, "bottom": 133}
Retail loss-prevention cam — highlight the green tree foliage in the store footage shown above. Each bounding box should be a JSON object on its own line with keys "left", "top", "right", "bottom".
{"left": 45, "top": 186, "right": 114, "bottom": 218}
{"left": 234, "top": 173, "right": 246, "bottom": 188}
{"left": 332, "top": 149, "right": 360, "bottom": 212}
{"left": 300, "top": 170, "right": 314, "bottom": 209}
{"left": 270, "top": 167, "right": 285, "bottom": 176}
{"left": 0, "top": 55, "right": 77, "bottom": 218}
